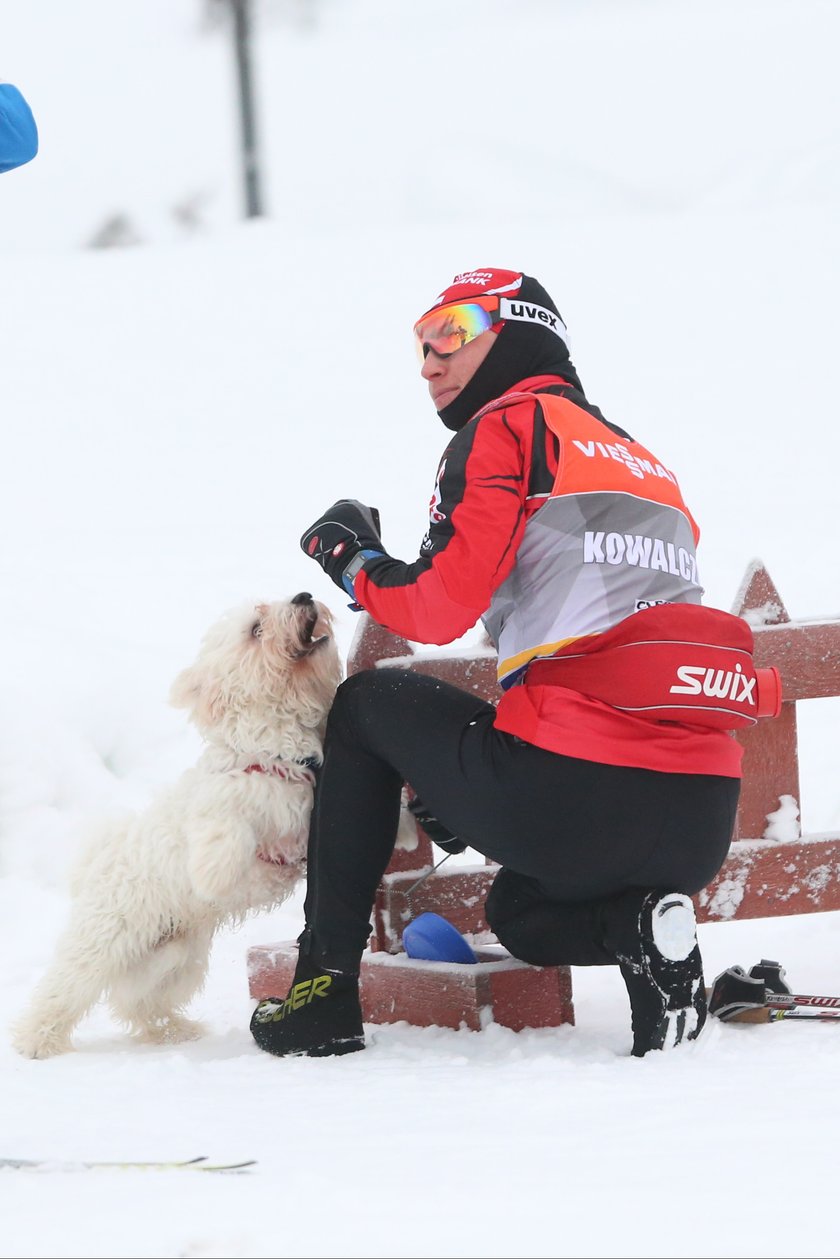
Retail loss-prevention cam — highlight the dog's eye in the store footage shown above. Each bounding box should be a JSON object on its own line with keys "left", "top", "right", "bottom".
{"left": 250, "top": 622, "right": 262, "bottom": 639}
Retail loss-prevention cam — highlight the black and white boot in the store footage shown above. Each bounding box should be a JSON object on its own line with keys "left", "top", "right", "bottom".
{"left": 608, "top": 890, "right": 707, "bottom": 1057}
{"left": 250, "top": 947, "right": 365, "bottom": 1059}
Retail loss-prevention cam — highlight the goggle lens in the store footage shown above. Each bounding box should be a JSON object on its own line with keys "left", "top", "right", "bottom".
{"left": 413, "top": 298, "right": 500, "bottom": 363}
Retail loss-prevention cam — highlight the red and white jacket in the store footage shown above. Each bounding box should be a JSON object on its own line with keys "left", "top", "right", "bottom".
{"left": 354, "top": 376, "right": 763, "bottom": 777}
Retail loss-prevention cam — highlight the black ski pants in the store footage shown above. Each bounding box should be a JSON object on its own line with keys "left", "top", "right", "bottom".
{"left": 302, "top": 668, "right": 739, "bottom": 973}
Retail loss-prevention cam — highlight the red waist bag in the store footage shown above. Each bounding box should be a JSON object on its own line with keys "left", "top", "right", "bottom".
{"left": 526, "top": 604, "right": 781, "bottom": 729}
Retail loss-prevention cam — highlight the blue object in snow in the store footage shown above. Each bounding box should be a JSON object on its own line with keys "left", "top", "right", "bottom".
{"left": 0, "top": 84, "right": 39, "bottom": 173}
{"left": 402, "top": 912, "right": 478, "bottom": 964}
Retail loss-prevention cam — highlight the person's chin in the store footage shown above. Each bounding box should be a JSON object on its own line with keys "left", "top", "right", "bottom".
{"left": 432, "top": 387, "right": 459, "bottom": 410}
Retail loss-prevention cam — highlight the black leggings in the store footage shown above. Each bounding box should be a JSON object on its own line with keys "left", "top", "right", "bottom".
{"left": 303, "top": 669, "right": 739, "bottom": 971}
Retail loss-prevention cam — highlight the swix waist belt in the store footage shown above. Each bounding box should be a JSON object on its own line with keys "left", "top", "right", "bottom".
{"left": 525, "top": 604, "right": 781, "bottom": 730}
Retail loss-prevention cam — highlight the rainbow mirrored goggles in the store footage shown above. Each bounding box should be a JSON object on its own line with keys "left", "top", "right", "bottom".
{"left": 413, "top": 296, "right": 502, "bottom": 362}
{"left": 413, "top": 295, "right": 568, "bottom": 362}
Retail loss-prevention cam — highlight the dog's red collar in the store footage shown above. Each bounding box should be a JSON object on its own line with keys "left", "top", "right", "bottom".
{"left": 257, "top": 850, "right": 289, "bottom": 866}
{"left": 243, "top": 761, "right": 318, "bottom": 786}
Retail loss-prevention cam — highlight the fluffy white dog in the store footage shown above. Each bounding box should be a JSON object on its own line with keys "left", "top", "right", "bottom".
{"left": 12, "top": 592, "right": 343, "bottom": 1058}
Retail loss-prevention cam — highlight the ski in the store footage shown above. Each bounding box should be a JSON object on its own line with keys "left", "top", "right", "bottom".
{"left": 0, "top": 1155, "right": 256, "bottom": 1172}
{"left": 709, "top": 958, "right": 840, "bottom": 1024}
{"left": 763, "top": 997, "right": 840, "bottom": 1022}
{"left": 716, "top": 996, "right": 840, "bottom": 1024}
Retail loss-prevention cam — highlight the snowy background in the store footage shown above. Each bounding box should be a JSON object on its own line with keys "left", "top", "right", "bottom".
{"left": 2, "top": 1, "right": 840, "bottom": 1256}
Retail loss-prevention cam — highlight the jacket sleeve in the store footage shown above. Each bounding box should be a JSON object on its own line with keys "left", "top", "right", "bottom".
{"left": 353, "top": 402, "right": 531, "bottom": 645}
{"left": 0, "top": 84, "right": 38, "bottom": 173}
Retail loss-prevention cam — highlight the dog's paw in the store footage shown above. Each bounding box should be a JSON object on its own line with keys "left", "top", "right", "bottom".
{"left": 395, "top": 788, "right": 420, "bottom": 852}
{"left": 133, "top": 1015, "right": 206, "bottom": 1045}
{"left": 11, "top": 1022, "right": 74, "bottom": 1059}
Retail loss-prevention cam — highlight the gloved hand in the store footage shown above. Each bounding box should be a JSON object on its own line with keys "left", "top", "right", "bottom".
{"left": 408, "top": 797, "right": 468, "bottom": 855}
{"left": 300, "top": 500, "right": 385, "bottom": 598}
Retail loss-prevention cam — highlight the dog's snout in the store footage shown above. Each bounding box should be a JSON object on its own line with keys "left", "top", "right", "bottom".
{"left": 292, "top": 592, "right": 314, "bottom": 606}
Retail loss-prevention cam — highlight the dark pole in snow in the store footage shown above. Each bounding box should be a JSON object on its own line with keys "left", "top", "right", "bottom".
{"left": 230, "top": 0, "right": 264, "bottom": 217}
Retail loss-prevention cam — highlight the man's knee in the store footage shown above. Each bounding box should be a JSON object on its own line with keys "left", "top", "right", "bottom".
{"left": 333, "top": 669, "right": 377, "bottom": 706}
{"left": 326, "top": 668, "right": 430, "bottom": 766}
{"left": 485, "top": 868, "right": 544, "bottom": 932}
{"left": 486, "top": 868, "right": 608, "bottom": 967}
{"left": 326, "top": 669, "right": 378, "bottom": 739}
{"left": 486, "top": 869, "right": 557, "bottom": 965}
{"left": 489, "top": 906, "right": 565, "bottom": 967}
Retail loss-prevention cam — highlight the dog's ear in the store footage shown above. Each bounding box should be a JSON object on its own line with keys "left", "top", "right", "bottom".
{"left": 169, "top": 665, "right": 200, "bottom": 711}
{"left": 169, "top": 665, "right": 224, "bottom": 726}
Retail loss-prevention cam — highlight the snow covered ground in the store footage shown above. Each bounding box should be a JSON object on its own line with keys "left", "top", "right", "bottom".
{"left": 1, "top": 2, "right": 839, "bottom": 1256}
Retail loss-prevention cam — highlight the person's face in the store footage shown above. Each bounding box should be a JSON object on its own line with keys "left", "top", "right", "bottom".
{"left": 420, "top": 329, "right": 497, "bottom": 411}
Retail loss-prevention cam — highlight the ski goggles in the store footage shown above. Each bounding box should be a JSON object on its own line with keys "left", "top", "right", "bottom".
{"left": 413, "top": 296, "right": 502, "bottom": 363}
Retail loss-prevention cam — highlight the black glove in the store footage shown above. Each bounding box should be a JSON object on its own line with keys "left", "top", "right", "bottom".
{"left": 408, "top": 797, "right": 468, "bottom": 855}
{"left": 300, "top": 500, "right": 385, "bottom": 598}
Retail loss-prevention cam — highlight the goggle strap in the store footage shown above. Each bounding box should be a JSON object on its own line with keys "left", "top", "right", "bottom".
{"left": 498, "top": 297, "right": 568, "bottom": 345}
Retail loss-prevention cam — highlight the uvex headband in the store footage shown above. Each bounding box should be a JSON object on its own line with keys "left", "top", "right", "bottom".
{"left": 414, "top": 295, "right": 568, "bottom": 362}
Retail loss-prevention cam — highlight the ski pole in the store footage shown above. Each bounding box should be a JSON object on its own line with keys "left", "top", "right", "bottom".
{"left": 709, "top": 960, "right": 840, "bottom": 1023}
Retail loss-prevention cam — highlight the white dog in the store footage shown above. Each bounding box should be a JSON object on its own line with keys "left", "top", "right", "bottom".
{"left": 12, "top": 592, "right": 343, "bottom": 1058}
